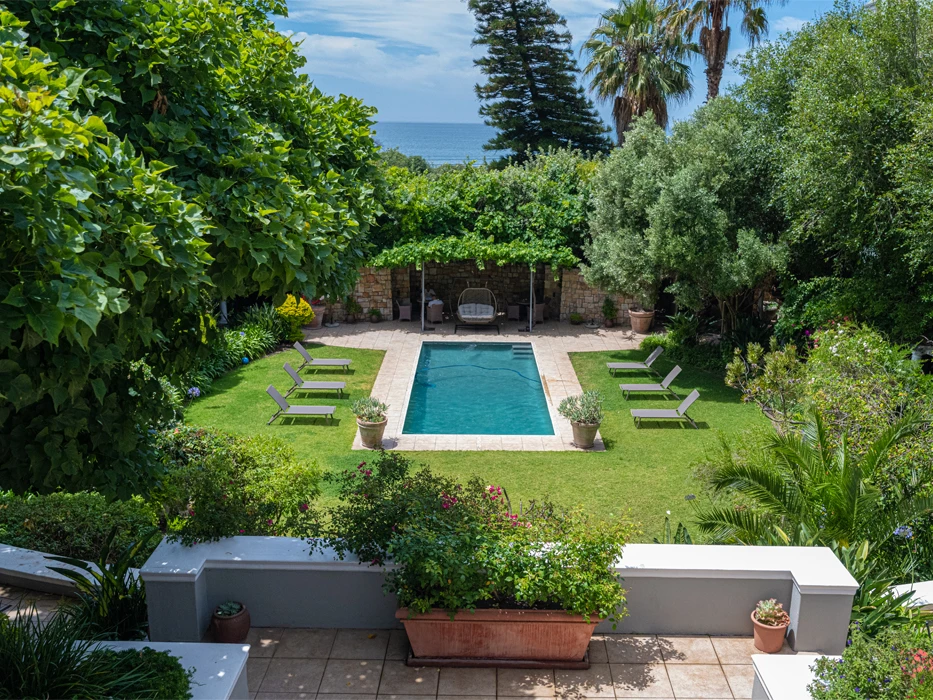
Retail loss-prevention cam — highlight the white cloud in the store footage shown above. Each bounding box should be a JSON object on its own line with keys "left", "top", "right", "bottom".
{"left": 773, "top": 15, "right": 807, "bottom": 33}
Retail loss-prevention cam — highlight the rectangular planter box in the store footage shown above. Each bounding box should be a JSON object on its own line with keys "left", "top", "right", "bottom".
{"left": 397, "top": 608, "right": 596, "bottom": 668}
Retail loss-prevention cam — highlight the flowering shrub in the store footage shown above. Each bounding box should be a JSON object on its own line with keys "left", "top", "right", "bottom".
{"left": 809, "top": 627, "right": 933, "bottom": 700}
{"left": 152, "top": 425, "right": 320, "bottom": 545}
{"left": 316, "top": 451, "right": 635, "bottom": 623}
{"left": 276, "top": 295, "right": 315, "bottom": 342}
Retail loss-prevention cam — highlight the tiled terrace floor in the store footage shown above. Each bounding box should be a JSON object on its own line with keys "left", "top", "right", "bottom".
{"left": 304, "top": 320, "right": 641, "bottom": 452}
{"left": 244, "top": 628, "right": 800, "bottom": 700}
{"left": 0, "top": 583, "right": 66, "bottom": 622}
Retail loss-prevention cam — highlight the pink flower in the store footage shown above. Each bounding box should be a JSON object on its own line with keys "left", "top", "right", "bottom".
{"left": 299, "top": 503, "right": 309, "bottom": 512}
{"left": 267, "top": 519, "right": 274, "bottom": 526}
{"left": 239, "top": 529, "right": 245, "bottom": 534}
{"left": 365, "top": 470, "right": 372, "bottom": 476}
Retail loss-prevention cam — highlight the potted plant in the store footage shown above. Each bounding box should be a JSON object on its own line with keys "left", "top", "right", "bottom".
{"left": 628, "top": 292, "right": 656, "bottom": 334}
{"left": 345, "top": 296, "right": 362, "bottom": 324}
{"left": 317, "top": 452, "right": 634, "bottom": 667}
{"left": 368, "top": 308, "right": 382, "bottom": 323}
{"left": 558, "top": 390, "right": 603, "bottom": 450}
{"left": 601, "top": 298, "right": 617, "bottom": 328}
{"left": 751, "top": 599, "right": 789, "bottom": 653}
{"left": 569, "top": 312, "right": 584, "bottom": 326}
{"left": 352, "top": 397, "right": 389, "bottom": 449}
{"left": 212, "top": 600, "right": 250, "bottom": 643}
{"left": 309, "top": 297, "right": 326, "bottom": 330}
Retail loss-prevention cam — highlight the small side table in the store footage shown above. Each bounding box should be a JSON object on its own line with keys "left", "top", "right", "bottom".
{"left": 427, "top": 302, "right": 444, "bottom": 323}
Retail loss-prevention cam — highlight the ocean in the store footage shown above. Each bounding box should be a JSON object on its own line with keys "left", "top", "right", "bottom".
{"left": 372, "top": 121, "right": 511, "bottom": 166}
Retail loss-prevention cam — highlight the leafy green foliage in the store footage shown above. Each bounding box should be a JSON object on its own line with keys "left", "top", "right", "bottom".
{"left": 468, "top": 0, "right": 610, "bottom": 156}
{"left": 47, "top": 527, "right": 159, "bottom": 641}
{"left": 725, "top": 338, "right": 806, "bottom": 427}
{"left": 379, "top": 148, "right": 430, "bottom": 174}
{"left": 809, "top": 627, "right": 933, "bottom": 700}
{"left": 275, "top": 295, "right": 315, "bottom": 343}
{"left": 89, "top": 647, "right": 194, "bottom": 700}
{"left": 371, "top": 235, "right": 578, "bottom": 271}
{"left": 351, "top": 397, "right": 388, "bottom": 423}
{"left": 640, "top": 333, "right": 727, "bottom": 373}
{"left": 215, "top": 601, "right": 244, "bottom": 617}
{"left": 753, "top": 599, "right": 789, "bottom": 627}
{"left": 151, "top": 425, "right": 320, "bottom": 545}
{"left": 0, "top": 491, "right": 158, "bottom": 567}
{"left": 558, "top": 390, "right": 604, "bottom": 425}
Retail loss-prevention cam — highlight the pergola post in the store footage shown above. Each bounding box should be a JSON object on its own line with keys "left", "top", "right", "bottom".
{"left": 529, "top": 265, "right": 534, "bottom": 334}
{"left": 421, "top": 259, "right": 425, "bottom": 333}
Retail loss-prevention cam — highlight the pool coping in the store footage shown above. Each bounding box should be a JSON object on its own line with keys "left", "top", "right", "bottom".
{"left": 353, "top": 337, "right": 604, "bottom": 452}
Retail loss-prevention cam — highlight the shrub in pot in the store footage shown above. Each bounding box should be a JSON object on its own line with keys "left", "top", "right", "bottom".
{"left": 629, "top": 305, "right": 655, "bottom": 334}
{"left": 558, "top": 391, "right": 603, "bottom": 450}
{"left": 751, "top": 599, "right": 789, "bottom": 653}
{"left": 345, "top": 296, "right": 363, "bottom": 323}
{"left": 569, "top": 312, "right": 584, "bottom": 325}
{"left": 369, "top": 308, "right": 383, "bottom": 323}
{"left": 352, "top": 397, "right": 389, "bottom": 449}
{"left": 316, "top": 452, "right": 634, "bottom": 665}
{"left": 212, "top": 600, "right": 250, "bottom": 643}
{"left": 601, "top": 298, "right": 617, "bottom": 328}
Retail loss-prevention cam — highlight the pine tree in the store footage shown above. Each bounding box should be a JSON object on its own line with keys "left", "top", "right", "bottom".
{"left": 468, "top": 0, "right": 611, "bottom": 157}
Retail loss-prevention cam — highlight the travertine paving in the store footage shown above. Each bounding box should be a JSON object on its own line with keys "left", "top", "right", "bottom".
{"left": 303, "top": 320, "right": 640, "bottom": 452}
{"left": 0, "top": 583, "right": 67, "bottom": 622}
{"left": 244, "top": 628, "right": 802, "bottom": 699}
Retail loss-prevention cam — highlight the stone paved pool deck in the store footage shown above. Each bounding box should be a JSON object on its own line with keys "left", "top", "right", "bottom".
{"left": 302, "top": 320, "right": 641, "bottom": 452}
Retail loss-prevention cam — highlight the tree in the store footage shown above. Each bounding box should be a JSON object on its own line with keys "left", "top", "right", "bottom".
{"left": 468, "top": 0, "right": 611, "bottom": 156}
{"left": 582, "top": 0, "right": 696, "bottom": 144}
{"left": 664, "top": 0, "right": 777, "bottom": 101}
{"left": 0, "top": 12, "right": 211, "bottom": 496}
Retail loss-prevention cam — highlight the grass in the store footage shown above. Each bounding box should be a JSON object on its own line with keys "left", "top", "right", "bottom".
{"left": 185, "top": 344, "right": 766, "bottom": 540}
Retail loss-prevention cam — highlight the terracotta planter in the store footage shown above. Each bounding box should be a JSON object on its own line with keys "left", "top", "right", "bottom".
{"left": 629, "top": 310, "right": 655, "bottom": 334}
{"left": 397, "top": 608, "right": 596, "bottom": 665}
{"left": 604, "top": 319, "right": 614, "bottom": 328}
{"left": 751, "top": 611, "right": 789, "bottom": 653}
{"left": 570, "top": 421, "right": 599, "bottom": 450}
{"left": 309, "top": 304, "right": 325, "bottom": 330}
{"left": 212, "top": 605, "right": 250, "bottom": 644}
{"left": 358, "top": 418, "right": 387, "bottom": 449}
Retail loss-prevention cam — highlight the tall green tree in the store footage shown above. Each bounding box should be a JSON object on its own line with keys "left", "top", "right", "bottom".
{"left": 468, "top": 0, "right": 611, "bottom": 156}
{"left": 582, "top": 0, "right": 696, "bottom": 144}
{"left": 664, "top": 0, "right": 777, "bottom": 101}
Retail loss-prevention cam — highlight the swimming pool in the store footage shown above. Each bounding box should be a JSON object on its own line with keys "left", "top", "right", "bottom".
{"left": 403, "top": 342, "right": 554, "bottom": 436}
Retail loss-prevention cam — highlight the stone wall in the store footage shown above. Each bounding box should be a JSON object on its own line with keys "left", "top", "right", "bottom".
{"left": 558, "top": 269, "right": 635, "bottom": 323}
{"left": 326, "top": 266, "right": 393, "bottom": 322}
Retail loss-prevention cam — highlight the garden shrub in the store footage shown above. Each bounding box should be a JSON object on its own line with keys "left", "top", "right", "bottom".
{"left": 0, "top": 492, "right": 158, "bottom": 567}
{"left": 809, "top": 626, "right": 933, "bottom": 699}
{"left": 93, "top": 647, "right": 194, "bottom": 700}
{"left": 152, "top": 425, "right": 320, "bottom": 545}
{"left": 275, "top": 295, "right": 315, "bottom": 342}
{"left": 181, "top": 321, "right": 280, "bottom": 397}
{"left": 238, "top": 303, "right": 290, "bottom": 343}
{"left": 640, "top": 334, "right": 728, "bottom": 374}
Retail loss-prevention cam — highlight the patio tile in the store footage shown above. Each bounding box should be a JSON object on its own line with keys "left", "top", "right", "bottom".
{"left": 586, "top": 637, "right": 608, "bottom": 664}
{"left": 605, "top": 636, "right": 662, "bottom": 664}
{"left": 555, "top": 663, "right": 614, "bottom": 698}
{"left": 319, "top": 660, "right": 385, "bottom": 694}
{"left": 254, "top": 693, "right": 314, "bottom": 699}
{"left": 276, "top": 628, "right": 336, "bottom": 658}
{"left": 438, "top": 696, "right": 499, "bottom": 700}
{"left": 709, "top": 637, "right": 756, "bottom": 665}
{"left": 496, "top": 669, "right": 555, "bottom": 697}
{"left": 610, "top": 663, "right": 673, "bottom": 698}
{"left": 259, "top": 658, "right": 326, "bottom": 694}
{"left": 330, "top": 630, "right": 391, "bottom": 659}
{"left": 247, "top": 627, "right": 285, "bottom": 658}
{"left": 664, "top": 665, "right": 732, "bottom": 699}
{"left": 658, "top": 637, "right": 718, "bottom": 664}
{"left": 378, "top": 661, "right": 439, "bottom": 695}
{"left": 317, "top": 695, "right": 375, "bottom": 700}
{"left": 248, "top": 658, "right": 271, "bottom": 692}
{"left": 385, "top": 630, "right": 411, "bottom": 660}
{"left": 413, "top": 436, "right": 437, "bottom": 450}
{"left": 438, "top": 667, "right": 497, "bottom": 696}
{"left": 722, "top": 664, "right": 755, "bottom": 699}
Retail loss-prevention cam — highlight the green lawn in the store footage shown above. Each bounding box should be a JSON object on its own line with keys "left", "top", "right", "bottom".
{"left": 185, "top": 344, "right": 765, "bottom": 540}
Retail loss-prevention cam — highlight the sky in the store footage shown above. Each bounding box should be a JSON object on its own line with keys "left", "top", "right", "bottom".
{"left": 275, "top": 0, "right": 837, "bottom": 127}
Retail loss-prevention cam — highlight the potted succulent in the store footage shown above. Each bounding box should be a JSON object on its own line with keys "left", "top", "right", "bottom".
{"left": 317, "top": 451, "right": 634, "bottom": 667}
{"left": 558, "top": 390, "right": 603, "bottom": 450}
{"left": 602, "top": 297, "right": 617, "bottom": 328}
{"left": 569, "top": 312, "right": 584, "bottom": 326}
{"left": 353, "top": 397, "right": 389, "bottom": 449}
{"left": 212, "top": 600, "right": 250, "bottom": 643}
{"left": 368, "top": 308, "right": 383, "bottom": 323}
{"left": 345, "top": 296, "right": 363, "bottom": 324}
{"left": 751, "top": 599, "right": 790, "bottom": 653}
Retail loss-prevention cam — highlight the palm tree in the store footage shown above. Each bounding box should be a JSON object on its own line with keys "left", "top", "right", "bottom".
{"left": 582, "top": 0, "right": 696, "bottom": 145}
{"left": 694, "top": 412, "right": 933, "bottom": 547}
{"left": 663, "top": 0, "right": 778, "bottom": 101}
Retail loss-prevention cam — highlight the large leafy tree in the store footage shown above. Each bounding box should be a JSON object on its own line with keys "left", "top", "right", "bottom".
{"left": 582, "top": 0, "right": 696, "bottom": 144}
{"left": 0, "top": 11, "right": 211, "bottom": 496}
{"left": 9, "top": 0, "right": 381, "bottom": 304}
{"left": 468, "top": 0, "right": 611, "bottom": 156}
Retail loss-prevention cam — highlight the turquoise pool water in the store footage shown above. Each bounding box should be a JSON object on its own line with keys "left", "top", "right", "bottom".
{"left": 403, "top": 342, "right": 554, "bottom": 435}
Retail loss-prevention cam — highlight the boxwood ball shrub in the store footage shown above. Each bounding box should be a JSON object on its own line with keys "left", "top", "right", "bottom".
{"left": 152, "top": 425, "right": 321, "bottom": 544}
{"left": 316, "top": 452, "right": 635, "bottom": 623}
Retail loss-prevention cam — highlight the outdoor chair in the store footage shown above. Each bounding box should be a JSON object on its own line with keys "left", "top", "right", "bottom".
{"left": 620, "top": 366, "right": 682, "bottom": 400}
{"left": 534, "top": 296, "right": 547, "bottom": 324}
{"left": 631, "top": 389, "right": 700, "bottom": 429}
{"left": 606, "top": 346, "right": 664, "bottom": 376}
{"left": 293, "top": 342, "right": 351, "bottom": 372}
{"left": 266, "top": 385, "right": 335, "bottom": 425}
{"left": 396, "top": 298, "right": 412, "bottom": 322}
{"left": 283, "top": 363, "right": 346, "bottom": 398}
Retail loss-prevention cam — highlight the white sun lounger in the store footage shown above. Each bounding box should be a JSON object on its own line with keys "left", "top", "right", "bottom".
{"left": 607, "top": 346, "right": 663, "bottom": 376}
{"left": 620, "top": 366, "right": 682, "bottom": 400}
{"left": 631, "top": 389, "right": 700, "bottom": 429}
{"left": 267, "top": 385, "right": 335, "bottom": 425}
{"left": 283, "top": 363, "right": 346, "bottom": 398}
{"left": 293, "top": 342, "right": 351, "bottom": 372}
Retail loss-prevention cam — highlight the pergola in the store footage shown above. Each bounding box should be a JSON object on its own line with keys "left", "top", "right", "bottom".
{"left": 370, "top": 236, "right": 579, "bottom": 333}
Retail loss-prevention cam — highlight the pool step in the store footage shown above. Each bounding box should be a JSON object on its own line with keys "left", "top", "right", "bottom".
{"left": 512, "top": 343, "right": 534, "bottom": 359}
